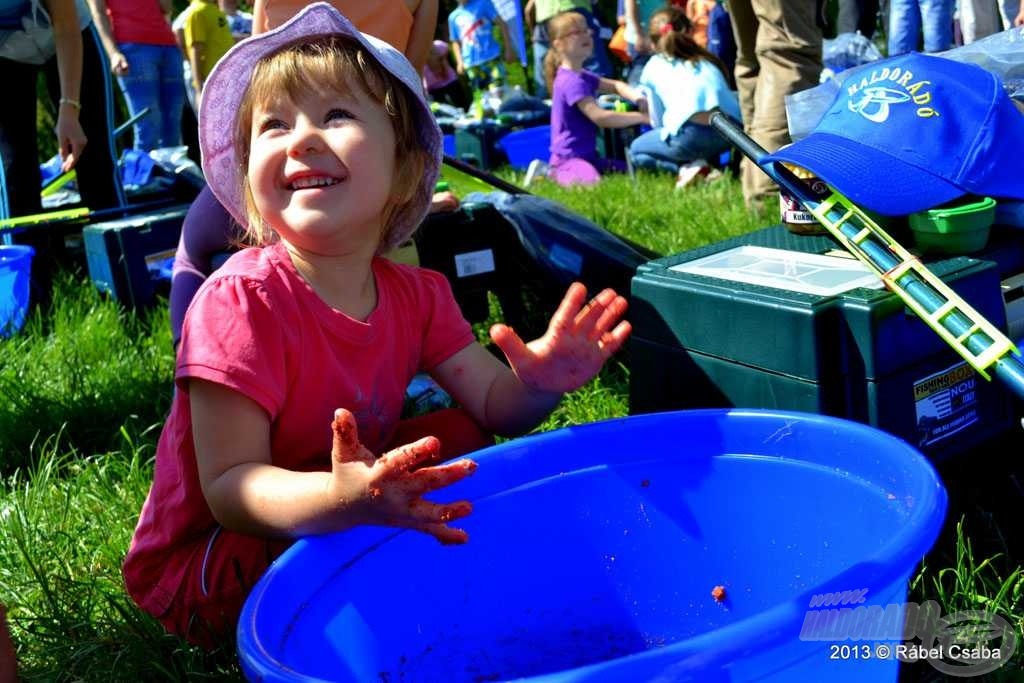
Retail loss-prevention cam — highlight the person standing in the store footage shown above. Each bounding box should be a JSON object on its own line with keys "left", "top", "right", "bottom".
{"left": 182, "top": 0, "right": 233, "bottom": 107}
{"left": 835, "top": 0, "right": 879, "bottom": 38}
{"left": 448, "top": 0, "right": 517, "bottom": 93}
{"left": 959, "top": 0, "right": 1019, "bottom": 43}
{"left": 1, "top": 0, "right": 125, "bottom": 305}
{"left": 254, "top": 0, "right": 438, "bottom": 73}
{"left": 0, "top": 0, "right": 125, "bottom": 218}
{"left": 623, "top": 0, "right": 666, "bottom": 56}
{"left": 727, "top": 0, "right": 822, "bottom": 208}
{"left": 87, "top": 0, "right": 185, "bottom": 152}
{"left": 887, "top": 0, "right": 953, "bottom": 55}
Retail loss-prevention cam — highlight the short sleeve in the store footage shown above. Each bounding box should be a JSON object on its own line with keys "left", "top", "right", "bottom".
{"left": 561, "top": 69, "right": 599, "bottom": 108}
{"left": 417, "top": 269, "right": 475, "bottom": 371}
{"left": 177, "top": 274, "right": 290, "bottom": 418}
{"left": 448, "top": 13, "right": 460, "bottom": 43}
{"left": 184, "top": 12, "right": 201, "bottom": 45}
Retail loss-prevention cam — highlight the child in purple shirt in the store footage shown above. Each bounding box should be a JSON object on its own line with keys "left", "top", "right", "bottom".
{"left": 545, "top": 11, "right": 649, "bottom": 186}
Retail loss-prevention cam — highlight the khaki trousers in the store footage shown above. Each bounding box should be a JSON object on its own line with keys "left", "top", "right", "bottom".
{"left": 728, "top": 1, "right": 823, "bottom": 206}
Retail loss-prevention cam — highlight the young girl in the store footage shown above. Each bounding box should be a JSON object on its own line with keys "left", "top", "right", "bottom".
{"left": 123, "top": 3, "right": 631, "bottom": 647}
{"left": 170, "top": 0, "right": 447, "bottom": 348}
{"left": 423, "top": 39, "right": 469, "bottom": 109}
{"left": 627, "top": 6, "right": 739, "bottom": 188}
{"left": 545, "top": 10, "right": 649, "bottom": 187}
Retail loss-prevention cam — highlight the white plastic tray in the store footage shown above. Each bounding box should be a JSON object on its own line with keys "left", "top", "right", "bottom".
{"left": 669, "top": 245, "right": 884, "bottom": 296}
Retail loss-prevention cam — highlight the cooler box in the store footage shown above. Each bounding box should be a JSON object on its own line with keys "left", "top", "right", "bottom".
{"left": 83, "top": 205, "right": 189, "bottom": 309}
{"left": 629, "top": 225, "right": 1016, "bottom": 460}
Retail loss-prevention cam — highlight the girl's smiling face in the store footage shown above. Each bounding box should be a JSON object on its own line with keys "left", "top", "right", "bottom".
{"left": 247, "top": 83, "right": 398, "bottom": 256}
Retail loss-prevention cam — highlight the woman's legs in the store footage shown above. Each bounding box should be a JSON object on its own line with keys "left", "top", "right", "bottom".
{"left": 0, "top": 58, "right": 42, "bottom": 218}
{"left": 888, "top": 0, "right": 923, "bottom": 55}
{"left": 59, "top": 25, "right": 125, "bottom": 210}
{"left": 157, "top": 45, "right": 186, "bottom": 148}
{"left": 629, "top": 124, "right": 731, "bottom": 174}
{"left": 919, "top": 0, "right": 954, "bottom": 52}
{"left": 629, "top": 128, "right": 685, "bottom": 174}
{"left": 118, "top": 43, "right": 163, "bottom": 151}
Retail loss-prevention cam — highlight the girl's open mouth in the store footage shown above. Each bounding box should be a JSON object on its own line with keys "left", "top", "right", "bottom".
{"left": 288, "top": 176, "right": 342, "bottom": 190}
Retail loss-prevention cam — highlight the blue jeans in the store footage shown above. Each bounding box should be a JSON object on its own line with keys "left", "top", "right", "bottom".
{"left": 887, "top": 0, "right": 954, "bottom": 55}
{"left": 628, "top": 123, "right": 730, "bottom": 174}
{"left": 117, "top": 43, "right": 186, "bottom": 151}
{"left": 531, "top": 8, "right": 612, "bottom": 98}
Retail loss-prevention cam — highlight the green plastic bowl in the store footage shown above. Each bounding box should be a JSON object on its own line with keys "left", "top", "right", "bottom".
{"left": 909, "top": 196, "right": 996, "bottom": 255}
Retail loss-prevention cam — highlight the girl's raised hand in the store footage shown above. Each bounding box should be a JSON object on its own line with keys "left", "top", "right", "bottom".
{"left": 490, "top": 283, "right": 631, "bottom": 395}
{"left": 328, "top": 409, "right": 477, "bottom": 544}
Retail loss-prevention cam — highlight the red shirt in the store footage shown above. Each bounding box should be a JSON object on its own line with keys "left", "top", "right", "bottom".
{"left": 105, "top": 0, "right": 176, "bottom": 46}
{"left": 123, "top": 243, "right": 474, "bottom": 618}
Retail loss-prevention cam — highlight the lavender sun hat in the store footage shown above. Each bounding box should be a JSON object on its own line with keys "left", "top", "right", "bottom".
{"left": 198, "top": 2, "right": 442, "bottom": 251}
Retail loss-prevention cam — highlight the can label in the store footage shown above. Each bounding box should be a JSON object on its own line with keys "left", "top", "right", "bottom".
{"left": 779, "top": 171, "right": 831, "bottom": 234}
{"left": 780, "top": 191, "right": 816, "bottom": 224}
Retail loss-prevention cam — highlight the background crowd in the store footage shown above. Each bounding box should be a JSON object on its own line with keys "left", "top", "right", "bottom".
{"left": 3, "top": 0, "right": 1023, "bottom": 221}
{"left": 4, "top": 0, "right": 1019, "bottom": 224}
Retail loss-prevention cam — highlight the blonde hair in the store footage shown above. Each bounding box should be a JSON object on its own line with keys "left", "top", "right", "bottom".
{"left": 234, "top": 36, "right": 429, "bottom": 247}
{"left": 543, "top": 11, "right": 589, "bottom": 95}
{"left": 648, "top": 7, "right": 729, "bottom": 80}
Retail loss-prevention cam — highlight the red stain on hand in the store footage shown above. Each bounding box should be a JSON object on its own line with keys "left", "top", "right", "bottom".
{"left": 711, "top": 585, "right": 727, "bottom": 602}
{"left": 640, "top": 479, "right": 650, "bottom": 488}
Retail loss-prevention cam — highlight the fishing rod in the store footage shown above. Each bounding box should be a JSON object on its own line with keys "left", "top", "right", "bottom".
{"left": 709, "top": 110, "right": 1024, "bottom": 400}
{"left": 0, "top": 199, "right": 178, "bottom": 234}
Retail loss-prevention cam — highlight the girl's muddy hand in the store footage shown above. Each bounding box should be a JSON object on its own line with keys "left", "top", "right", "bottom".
{"left": 490, "top": 282, "right": 631, "bottom": 394}
{"left": 372, "top": 437, "right": 477, "bottom": 544}
{"left": 327, "top": 410, "right": 477, "bottom": 543}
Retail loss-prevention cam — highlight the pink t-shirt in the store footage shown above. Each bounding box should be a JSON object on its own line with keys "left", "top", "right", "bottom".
{"left": 105, "top": 0, "right": 177, "bottom": 47}
{"left": 123, "top": 242, "right": 474, "bottom": 617}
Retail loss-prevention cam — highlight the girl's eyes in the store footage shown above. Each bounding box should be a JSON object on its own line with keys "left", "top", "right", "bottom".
{"left": 326, "top": 108, "right": 355, "bottom": 123}
{"left": 258, "top": 118, "right": 287, "bottom": 134}
{"left": 255, "top": 107, "right": 356, "bottom": 133}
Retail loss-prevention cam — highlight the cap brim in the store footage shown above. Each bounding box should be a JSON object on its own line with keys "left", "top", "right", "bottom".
{"left": 199, "top": 2, "right": 441, "bottom": 250}
{"left": 763, "top": 133, "right": 965, "bottom": 216}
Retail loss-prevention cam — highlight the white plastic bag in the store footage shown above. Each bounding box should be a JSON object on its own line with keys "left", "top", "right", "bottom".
{"left": 787, "top": 26, "right": 1024, "bottom": 141}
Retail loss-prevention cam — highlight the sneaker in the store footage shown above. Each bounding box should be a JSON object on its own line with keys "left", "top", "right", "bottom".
{"left": 523, "top": 158, "right": 549, "bottom": 188}
{"left": 674, "top": 160, "right": 712, "bottom": 190}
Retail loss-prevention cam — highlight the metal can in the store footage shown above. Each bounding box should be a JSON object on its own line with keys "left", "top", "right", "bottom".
{"left": 778, "top": 162, "right": 830, "bottom": 235}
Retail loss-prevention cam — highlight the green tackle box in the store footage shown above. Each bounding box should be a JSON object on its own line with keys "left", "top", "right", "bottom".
{"left": 629, "top": 225, "right": 1017, "bottom": 459}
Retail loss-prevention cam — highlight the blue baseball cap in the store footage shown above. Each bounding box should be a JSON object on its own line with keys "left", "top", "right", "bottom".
{"left": 764, "top": 52, "right": 1024, "bottom": 216}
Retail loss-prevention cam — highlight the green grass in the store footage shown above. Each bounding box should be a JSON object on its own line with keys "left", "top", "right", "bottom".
{"left": 0, "top": 171, "right": 1020, "bottom": 680}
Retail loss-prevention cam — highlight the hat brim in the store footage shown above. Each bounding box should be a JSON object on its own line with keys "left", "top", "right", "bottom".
{"left": 763, "top": 132, "right": 965, "bottom": 216}
{"left": 199, "top": 2, "right": 441, "bottom": 251}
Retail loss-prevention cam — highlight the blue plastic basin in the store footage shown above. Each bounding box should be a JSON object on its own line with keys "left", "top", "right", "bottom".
{"left": 0, "top": 245, "right": 35, "bottom": 337}
{"left": 498, "top": 125, "right": 551, "bottom": 170}
{"left": 238, "top": 409, "right": 947, "bottom": 682}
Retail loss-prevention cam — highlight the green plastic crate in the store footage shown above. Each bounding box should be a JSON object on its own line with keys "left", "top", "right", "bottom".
{"left": 629, "top": 225, "right": 1015, "bottom": 458}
